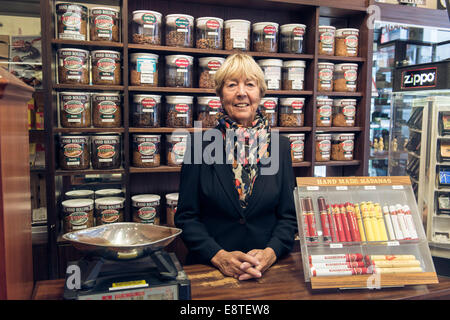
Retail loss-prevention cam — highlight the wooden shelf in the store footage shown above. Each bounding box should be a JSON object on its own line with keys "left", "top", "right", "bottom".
{"left": 51, "top": 39, "right": 124, "bottom": 48}
{"left": 293, "top": 162, "right": 311, "bottom": 167}
{"left": 317, "top": 55, "right": 366, "bottom": 62}
{"left": 55, "top": 168, "right": 125, "bottom": 176}
{"left": 128, "top": 127, "right": 313, "bottom": 133}
{"left": 53, "top": 84, "right": 125, "bottom": 91}
{"left": 54, "top": 128, "right": 125, "bottom": 133}
{"left": 128, "top": 44, "right": 314, "bottom": 60}
{"left": 317, "top": 92, "right": 364, "bottom": 97}
{"left": 130, "top": 166, "right": 181, "bottom": 173}
{"left": 314, "top": 160, "right": 361, "bottom": 166}
{"left": 315, "top": 127, "right": 364, "bottom": 132}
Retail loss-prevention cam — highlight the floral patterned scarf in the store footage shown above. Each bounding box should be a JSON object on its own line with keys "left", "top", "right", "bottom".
{"left": 217, "top": 110, "right": 271, "bottom": 208}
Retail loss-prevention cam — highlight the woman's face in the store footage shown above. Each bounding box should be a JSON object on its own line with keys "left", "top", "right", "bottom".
{"left": 221, "top": 77, "right": 261, "bottom": 127}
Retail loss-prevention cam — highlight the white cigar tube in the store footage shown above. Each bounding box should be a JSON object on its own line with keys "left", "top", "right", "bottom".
{"left": 368, "top": 254, "right": 417, "bottom": 261}
{"left": 395, "top": 204, "right": 410, "bottom": 239}
{"left": 389, "top": 205, "right": 404, "bottom": 240}
{"left": 382, "top": 205, "right": 396, "bottom": 240}
{"left": 309, "top": 254, "right": 363, "bottom": 264}
{"left": 371, "top": 259, "right": 420, "bottom": 268}
{"left": 374, "top": 266, "right": 423, "bottom": 274}
{"left": 403, "top": 205, "right": 418, "bottom": 240}
{"left": 311, "top": 261, "right": 365, "bottom": 269}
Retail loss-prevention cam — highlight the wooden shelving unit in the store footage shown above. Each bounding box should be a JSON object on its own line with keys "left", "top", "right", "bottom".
{"left": 40, "top": 0, "right": 373, "bottom": 279}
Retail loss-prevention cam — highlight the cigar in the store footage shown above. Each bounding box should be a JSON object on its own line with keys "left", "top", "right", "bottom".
{"left": 354, "top": 203, "right": 366, "bottom": 242}
{"left": 389, "top": 205, "right": 404, "bottom": 240}
{"left": 300, "top": 198, "right": 312, "bottom": 239}
{"left": 332, "top": 204, "right": 346, "bottom": 242}
{"left": 361, "top": 202, "right": 376, "bottom": 241}
{"left": 339, "top": 204, "right": 353, "bottom": 242}
{"left": 311, "top": 267, "right": 371, "bottom": 277}
{"left": 402, "top": 205, "right": 418, "bottom": 240}
{"left": 302, "top": 197, "right": 319, "bottom": 242}
{"left": 318, "top": 197, "right": 332, "bottom": 242}
{"left": 309, "top": 254, "right": 364, "bottom": 264}
{"left": 366, "top": 254, "right": 417, "bottom": 261}
{"left": 373, "top": 266, "right": 423, "bottom": 274}
{"left": 326, "top": 205, "right": 338, "bottom": 242}
{"left": 374, "top": 203, "right": 388, "bottom": 241}
{"left": 395, "top": 204, "right": 410, "bottom": 240}
{"left": 368, "top": 202, "right": 382, "bottom": 241}
{"left": 345, "top": 202, "right": 361, "bottom": 242}
{"left": 310, "top": 261, "right": 366, "bottom": 269}
{"left": 382, "top": 205, "right": 396, "bottom": 240}
{"left": 370, "top": 259, "right": 420, "bottom": 268}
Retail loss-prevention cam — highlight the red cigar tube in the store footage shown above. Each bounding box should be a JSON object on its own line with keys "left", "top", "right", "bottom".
{"left": 304, "top": 197, "right": 319, "bottom": 242}
{"left": 311, "top": 267, "right": 370, "bottom": 277}
{"left": 332, "top": 204, "right": 346, "bottom": 242}
{"left": 326, "top": 205, "right": 338, "bottom": 242}
{"left": 309, "top": 254, "right": 364, "bottom": 264}
{"left": 318, "top": 197, "right": 332, "bottom": 242}
{"left": 339, "top": 204, "right": 352, "bottom": 242}
{"left": 300, "top": 198, "right": 312, "bottom": 239}
{"left": 310, "top": 261, "right": 365, "bottom": 269}
{"left": 345, "top": 202, "right": 361, "bottom": 242}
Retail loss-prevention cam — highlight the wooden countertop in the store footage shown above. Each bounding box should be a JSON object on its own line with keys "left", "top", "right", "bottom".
{"left": 32, "top": 252, "right": 450, "bottom": 300}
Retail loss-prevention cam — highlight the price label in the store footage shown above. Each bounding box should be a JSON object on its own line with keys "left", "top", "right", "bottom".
{"left": 307, "top": 186, "right": 319, "bottom": 191}
{"left": 364, "top": 186, "right": 376, "bottom": 190}
{"left": 387, "top": 241, "right": 400, "bottom": 247}
{"left": 392, "top": 185, "right": 404, "bottom": 190}
{"left": 336, "top": 186, "right": 348, "bottom": 191}
{"left": 330, "top": 243, "right": 343, "bottom": 249}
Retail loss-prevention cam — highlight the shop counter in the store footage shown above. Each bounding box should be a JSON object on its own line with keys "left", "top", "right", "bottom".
{"left": 32, "top": 252, "right": 450, "bottom": 300}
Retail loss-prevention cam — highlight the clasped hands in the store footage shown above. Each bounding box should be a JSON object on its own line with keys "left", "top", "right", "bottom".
{"left": 211, "top": 247, "right": 276, "bottom": 281}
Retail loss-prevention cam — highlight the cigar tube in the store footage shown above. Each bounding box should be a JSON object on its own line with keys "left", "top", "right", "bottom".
{"left": 309, "top": 254, "right": 364, "bottom": 264}
{"left": 361, "top": 202, "right": 376, "bottom": 241}
{"left": 318, "top": 197, "right": 332, "bottom": 242}
{"left": 371, "top": 259, "right": 421, "bottom": 268}
{"left": 382, "top": 205, "right": 396, "bottom": 240}
{"left": 395, "top": 204, "right": 411, "bottom": 240}
{"left": 366, "top": 254, "right": 417, "bottom": 261}
{"left": 354, "top": 203, "right": 366, "bottom": 242}
{"left": 374, "top": 204, "right": 388, "bottom": 241}
{"left": 345, "top": 203, "right": 361, "bottom": 242}
{"left": 332, "top": 204, "right": 346, "bottom": 242}
{"left": 339, "top": 204, "right": 353, "bottom": 242}
{"left": 389, "top": 205, "right": 404, "bottom": 240}
{"left": 311, "top": 267, "right": 371, "bottom": 277}
{"left": 300, "top": 198, "right": 312, "bottom": 239}
{"left": 326, "top": 205, "right": 338, "bottom": 242}
{"left": 310, "top": 261, "right": 366, "bottom": 269}
{"left": 305, "top": 197, "right": 319, "bottom": 242}
{"left": 403, "top": 205, "right": 418, "bottom": 240}
{"left": 368, "top": 202, "right": 382, "bottom": 241}
{"left": 373, "top": 266, "right": 423, "bottom": 274}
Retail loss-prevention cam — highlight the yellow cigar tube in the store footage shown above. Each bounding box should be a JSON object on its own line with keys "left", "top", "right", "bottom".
{"left": 354, "top": 203, "right": 366, "bottom": 242}
{"left": 368, "top": 254, "right": 417, "bottom": 261}
{"left": 368, "top": 202, "right": 381, "bottom": 241}
{"left": 371, "top": 260, "right": 421, "bottom": 268}
{"left": 360, "top": 202, "right": 375, "bottom": 241}
{"left": 374, "top": 204, "right": 388, "bottom": 241}
{"left": 374, "top": 266, "right": 423, "bottom": 274}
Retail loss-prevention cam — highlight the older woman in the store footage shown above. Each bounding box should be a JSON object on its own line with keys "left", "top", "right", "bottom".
{"left": 175, "top": 53, "right": 297, "bottom": 281}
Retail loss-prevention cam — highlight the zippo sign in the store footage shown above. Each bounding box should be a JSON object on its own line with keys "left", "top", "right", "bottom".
{"left": 401, "top": 67, "right": 437, "bottom": 89}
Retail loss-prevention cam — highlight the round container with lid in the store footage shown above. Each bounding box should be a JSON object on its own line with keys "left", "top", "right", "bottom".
{"left": 132, "top": 194, "right": 161, "bottom": 224}
{"left": 56, "top": 3, "right": 88, "bottom": 41}
{"left": 258, "top": 59, "right": 283, "bottom": 90}
{"left": 335, "top": 28, "right": 359, "bottom": 57}
{"left": 166, "top": 95, "right": 194, "bottom": 127}
{"left": 224, "top": 19, "right": 251, "bottom": 51}
{"left": 132, "top": 10, "right": 162, "bottom": 45}
{"left": 331, "top": 133, "right": 355, "bottom": 161}
{"left": 132, "top": 94, "right": 161, "bottom": 127}
{"left": 318, "top": 26, "right": 336, "bottom": 55}
{"left": 279, "top": 98, "right": 305, "bottom": 127}
{"left": 65, "top": 189, "right": 94, "bottom": 200}
{"left": 92, "top": 92, "right": 121, "bottom": 128}
{"left": 165, "top": 54, "right": 194, "bottom": 88}
{"left": 197, "top": 96, "right": 221, "bottom": 127}
{"left": 280, "top": 24, "right": 306, "bottom": 54}
{"left": 283, "top": 133, "right": 305, "bottom": 163}
{"left": 95, "top": 188, "right": 123, "bottom": 199}
{"left": 130, "top": 53, "right": 159, "bottom": 87}
{"left": 334, "top": 63, "right": 358, "bottom": 92}
{"left": 196, "top": 17, "right": 223, "bottom": 49}
{"left": 59, "top": 135, "right": 90, "bottom": 170}
{"left": 132, "top": 134, "right": 161, "bottom": 167}
{"left": 282, "top": 60, "right": 305, "bottom": 90}
{"left": 315, "top": 133, "right": 331, "bottom": 162}
{"left": 91, "top": 134, "right": 121, "bottom": 170}
{"left": 95, "top": 196, "right": 125, "bottom": 225}
{"left": 90, "top": 7, "right": 120, "bottom": 42}
{"left": 62, "top": 198, "right": 94, "bottom": 233}
{"left": 259, "top": 97, "right": 278, "bottom": 127}
{"left": 57, "top": 48, "right": 89, "bottom": 84}
{"left": 91, "top": 50, "right": 121, "bottom": 85}
{"left": 165, "top": 14, "right": 194, "bottom": 48}
{"left": 317, "top": 62, "right": 334, "bottom": 92}
{"left": 252, "top": 22, "right": 279, "bottom": 53}
{"left": 333, "top": 99, "right": 357, "bottom": 127}
{"left": 167, "top": 134, "right": 188, "bottom": 166}
{"left": 59, "top": 91, "right": 91, "bottom": 128}
{"left": 316, "top": 97, "right": 333, "bottom": 127}
{"left": 166, "top": 193, "right": 179, "bottom": 227}
{"left": 198, "top": 57, "right": 225, "bottom": 89}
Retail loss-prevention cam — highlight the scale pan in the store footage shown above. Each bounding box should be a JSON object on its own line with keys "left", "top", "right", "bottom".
{"left": 62, "top": 223, "right": 182, "bottom": 260}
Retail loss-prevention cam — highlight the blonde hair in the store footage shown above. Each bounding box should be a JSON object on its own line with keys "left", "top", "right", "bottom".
{"left": 214, "top": 53, "right": 267, "bottom": 98}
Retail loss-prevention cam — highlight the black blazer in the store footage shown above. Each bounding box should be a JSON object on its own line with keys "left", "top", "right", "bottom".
{"left": 174, "top": 131, "right": 298, "bottom": 265}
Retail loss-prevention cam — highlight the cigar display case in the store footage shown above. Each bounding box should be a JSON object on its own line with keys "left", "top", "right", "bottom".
{"left": 294, "top": 176, "right": 438, "bottom": 289}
